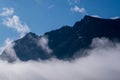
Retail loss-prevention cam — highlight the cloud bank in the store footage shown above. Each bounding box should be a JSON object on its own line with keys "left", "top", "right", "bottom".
{"left": 0, "top": 38, "right": 120, "bottom": 80}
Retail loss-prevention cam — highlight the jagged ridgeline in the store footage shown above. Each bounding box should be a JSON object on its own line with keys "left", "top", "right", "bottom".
{"left": 1, "top": 15, "right": 120, "bottom": 62}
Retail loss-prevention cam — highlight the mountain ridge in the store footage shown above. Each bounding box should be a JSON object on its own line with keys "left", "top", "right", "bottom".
{"left": 1, "top": 15, "right": 120, "bottom": 62}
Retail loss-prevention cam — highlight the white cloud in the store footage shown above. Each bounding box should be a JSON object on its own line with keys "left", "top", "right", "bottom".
{"left": 90, "top": 37, "right": 113, "bottom": 48}
{"left": 0, "top": 8, "right": 14, "bottom": 17}
{"left": 111, "top": 16, "right": 120, "bottom": 19}
{"left": 91, "top": 15, "right": 101, "bottom": 18}
{"left": 3, "top": 15, "right": 30, "bottom": 38}
{"left": 0, "top": 38, "right": 120, "bottom": 80}
{"left": 0, "top": 38, "right": 13, "bottom": 55}
{"left": 38, "top": 36, "right": 52, "bottom": 54}
{"left": 3, "top": 38, "right": 18, "bottom": 61}
{"left": 71, "top": 6, "right": 87, "bottom": 14}
{"left": 0, "top": 47, "right": 5, "bottom": 55}
{"left": 0, "top": 7, "right": 30, "bottom": 61}
{"left": 0, "top": 38, "right": 19, "bottom": 62}
{"left": 0, "top": 7, "right": 30, "bottom": 38}
{"left": 68, "top": 0, "right": 87, "bottom": 15}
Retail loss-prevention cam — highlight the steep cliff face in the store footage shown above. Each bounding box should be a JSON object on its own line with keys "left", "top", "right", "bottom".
{"left": 1, "top": 15, "right": 120, "bottom": 61}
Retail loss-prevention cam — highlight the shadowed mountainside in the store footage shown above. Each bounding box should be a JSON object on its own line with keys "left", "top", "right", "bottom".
{"left": 1, "top": 15, "right": 120, "bottom": 62}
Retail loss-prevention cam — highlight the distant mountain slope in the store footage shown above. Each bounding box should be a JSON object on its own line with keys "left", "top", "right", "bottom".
{"left": 1, "top": 15, "right": 120, "bottom": 62}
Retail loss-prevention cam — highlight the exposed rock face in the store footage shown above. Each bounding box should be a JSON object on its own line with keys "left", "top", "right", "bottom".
{"left": 1, "top": 15, "right": 120, "bottom": 61}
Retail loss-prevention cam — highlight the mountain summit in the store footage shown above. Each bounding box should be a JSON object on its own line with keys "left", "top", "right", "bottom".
{"left": 1, "top": 15, "right": 120, "bottom": 62}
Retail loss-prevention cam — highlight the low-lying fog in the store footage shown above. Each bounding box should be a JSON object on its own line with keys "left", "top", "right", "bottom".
{"left": 0, "top": 38, "right": 120, "bottom": 80}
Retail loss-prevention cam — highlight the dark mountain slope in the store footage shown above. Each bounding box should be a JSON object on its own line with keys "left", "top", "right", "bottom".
{"left": 1, "top": 15, "right": 120, "bottom": 61}
{"left": 73, "top": 15, "right": 120, "bottom": 38}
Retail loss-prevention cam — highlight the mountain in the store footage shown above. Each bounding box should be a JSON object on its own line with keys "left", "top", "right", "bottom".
{"left": 1, "top": 15, "right": 120, "bottom": 62}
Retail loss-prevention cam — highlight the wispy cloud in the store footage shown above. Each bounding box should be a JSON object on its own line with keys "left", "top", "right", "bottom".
{"left": 0, "top": 7, "right": 30, "bottom": 38}
{"left": 0, "top": 47, "right": 5, "bottom": 55}
{"left": 3, "top": 15, "right": 30, "bottom": 38}
{"left": 0, "top": 7, "right": 30, "bottom": 59}
{"left": 48, "top": 5, "right": 55, "bottom": 9}
{"left": 1, "top": 38, "right": 19, "bottom": 61}
{"left": 0, "top": 38, "right": 13, "bottom": 55}
{"left": 38, "top": 36, "right": 52, "bottom": 54}
{"left": 71, "top": 6, "right": 87, "bottom": 14}
{"left": 0, "top": 38, "right": 19, "bottom": 62}
{"left": 68, "top": 0, "right": 80, "bottom": 5}
{"left": 111, "top": 16, "right": 120, "bottom": 19}
{"left": 0, "top": 8, "right": 14, "bottom": 17}
{"left": 91, "top": 15, "right": 101, "bottom": 18}
{"left": 68, "top": 0, "right": 87, "bottom": 15}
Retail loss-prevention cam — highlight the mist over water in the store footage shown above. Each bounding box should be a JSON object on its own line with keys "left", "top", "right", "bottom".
{"left": 0, "top": 38, "right": 120, "bottom": 80}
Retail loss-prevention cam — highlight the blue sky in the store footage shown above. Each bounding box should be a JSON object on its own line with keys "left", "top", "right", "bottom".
{"left": 0, "top": 0, "right": 120, "bottom": 48}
